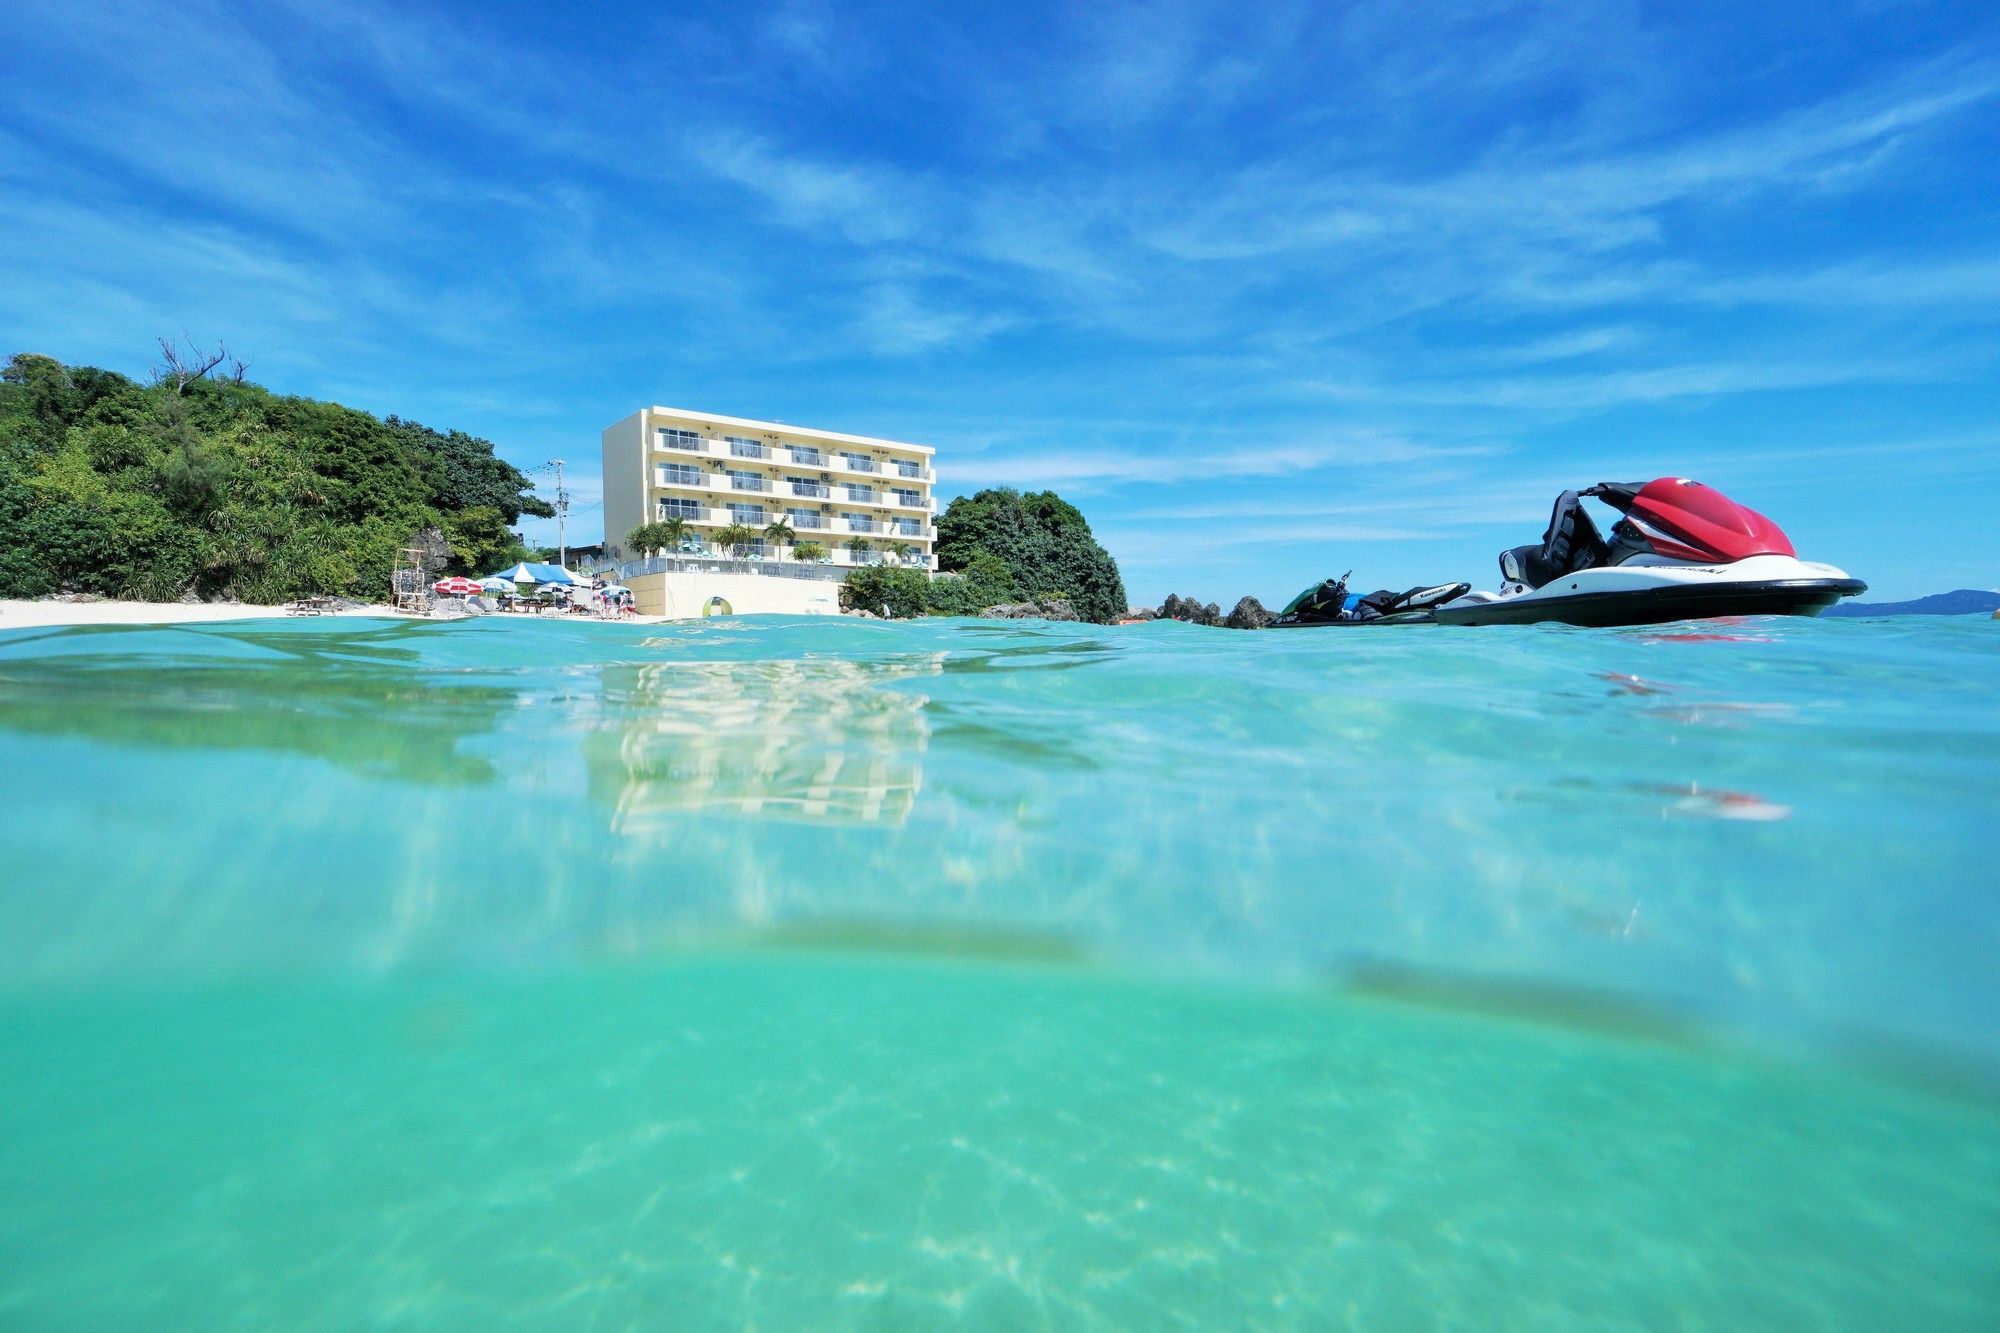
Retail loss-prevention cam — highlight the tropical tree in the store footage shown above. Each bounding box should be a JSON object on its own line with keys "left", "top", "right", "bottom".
{"left": 659, "top": 515, "right": 692, "bottom": 555}
{"left": 888, "top": 541, "right": 915, "bottom": 567}
{"left": 626, "top": 522, "right": 663, "bottom": 556}
{"left": 792, "top": 540, "right": 827, "bottom": 563}
{"left": 716, "top": 521, "right": 759, "bottom": 557}
{"left": 763, "top": 517, "right": 794, "bottom": 557}
{"left": 845, "top": 535, "right": 873, "bottom": 565}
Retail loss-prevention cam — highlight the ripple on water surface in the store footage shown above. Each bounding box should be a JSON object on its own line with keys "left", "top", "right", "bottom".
{"left": 0, "top": 614, "right": 1995, "bottom": 1326}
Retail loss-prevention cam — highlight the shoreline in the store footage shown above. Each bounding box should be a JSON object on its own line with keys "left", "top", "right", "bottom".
{"left": 0, "top": 598, "right": 802, "bottom": 631}
{"left": 0, "top": 599, "right": 414, "bottom": 631}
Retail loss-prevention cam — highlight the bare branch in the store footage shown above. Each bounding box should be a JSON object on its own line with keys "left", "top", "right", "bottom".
{"left": 229, "top": 356, "right": 250, "bottom": 384}
{"left": 150, "top": 335, "right": 231, "bottom": 393}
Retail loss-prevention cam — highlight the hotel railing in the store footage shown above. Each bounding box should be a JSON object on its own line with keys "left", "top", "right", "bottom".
{"left": 613, "top": 555, "right": 929, "bottom": 582}
{"left": 658, "top": 439, "right": 933, "bottom": 482}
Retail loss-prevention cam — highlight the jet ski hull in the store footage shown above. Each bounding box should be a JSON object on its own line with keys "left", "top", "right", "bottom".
{"left": 1432, "top": 578, "right": 1864, "bottom": 627}
{"left": 1434, "top": 561, "right": 1866, "bottom": 628}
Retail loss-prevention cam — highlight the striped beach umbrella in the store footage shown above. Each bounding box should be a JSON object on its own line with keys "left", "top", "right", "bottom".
{"left": 433, "top": 576, "right": 482, "bottom": 596}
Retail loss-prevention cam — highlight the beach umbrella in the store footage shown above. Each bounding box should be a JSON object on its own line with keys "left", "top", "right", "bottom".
{"left": 478, "top": 577, "right": 517, "bottom": 593}
{"left": 433, "top": 576, "right": 481, "bottom": 596}
{"left": 489, "top": 561, "right": 574, "bottom": 585}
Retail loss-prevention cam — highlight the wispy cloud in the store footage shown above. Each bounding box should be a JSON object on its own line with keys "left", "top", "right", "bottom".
{"left": 3, "top": 0, "right": 1996, "bottom": 600}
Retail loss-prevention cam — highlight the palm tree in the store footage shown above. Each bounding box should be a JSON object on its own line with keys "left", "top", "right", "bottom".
{"left": 717, "top": 522, "right": 759, "bottom": 558}
{"left": 792, "top": 540, "right": 827, "bottom": 563}
{"left": 659, "top": 516, "right": 692, "bottom": 556}
{"left": 763, "top": 517, "right": 795, "bottom": 559}
{"left": 888, "top": 541, "right": 915, "bottom": 567}
{"left": 845, "top": 535, "right": 873, "bottom": 566}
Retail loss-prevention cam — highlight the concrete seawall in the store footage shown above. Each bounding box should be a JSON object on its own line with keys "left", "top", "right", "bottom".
{"left": 624, "top": 570, "right": 843, "bottom": 618}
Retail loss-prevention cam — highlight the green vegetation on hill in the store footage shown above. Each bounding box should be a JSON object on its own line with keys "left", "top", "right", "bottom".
{"left": 838, "top": 491, "right": 1128, "bottom": 622}
{"left": 0, "top": 351, "right": 550, "bottom": 602}
{"left": 932, "top": 488, "right": 1127, "bottom": 623}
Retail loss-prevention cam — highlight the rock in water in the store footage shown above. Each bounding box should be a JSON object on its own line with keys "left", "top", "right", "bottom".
{"left": 1157, "top": 594, "right": 1223, "bottom": 626}
{"left": 1224, "top": 596, "right": 1273, "bottom": 630}
{"left": 980, "top": 598, "right": 1080, "bottom": 621}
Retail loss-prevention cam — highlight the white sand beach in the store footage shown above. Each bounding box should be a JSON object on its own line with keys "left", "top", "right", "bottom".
{"left": 0, "top": 599, "right": 412, "bottom": 630}
{"left": 0, "top": 598, "right": 705, "bottom": 631}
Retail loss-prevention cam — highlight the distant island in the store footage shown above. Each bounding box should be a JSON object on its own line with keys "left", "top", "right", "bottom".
{"left": 1822, "top": 589, "right": 2000, "bottom": 617}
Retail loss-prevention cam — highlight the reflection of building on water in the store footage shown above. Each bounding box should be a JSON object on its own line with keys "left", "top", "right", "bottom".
{"left": 589, "top": 657, "right": 939, "bottom": 830}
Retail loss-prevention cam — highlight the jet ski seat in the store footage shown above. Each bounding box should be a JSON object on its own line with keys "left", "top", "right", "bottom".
{"left": 1499, "top": 489, "right": 1609, "bottom": 588}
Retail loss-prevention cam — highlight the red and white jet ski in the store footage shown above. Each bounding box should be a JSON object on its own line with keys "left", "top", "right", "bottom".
{"left": 1433, "top": 478, "right": 1866, "bottom": 628}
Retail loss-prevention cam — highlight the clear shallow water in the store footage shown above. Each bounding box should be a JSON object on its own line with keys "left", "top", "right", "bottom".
{"left": 0, "top": 613, "right": 1995, "bottom": 1326}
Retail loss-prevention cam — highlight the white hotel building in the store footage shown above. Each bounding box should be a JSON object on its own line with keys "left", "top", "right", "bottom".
{"left": 600, "top": 406, "right": 938, "bottom": 616}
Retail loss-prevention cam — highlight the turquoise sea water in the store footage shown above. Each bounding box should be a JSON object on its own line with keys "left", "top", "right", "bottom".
{"left": 0, "top": 613, "right": 1995, "bottom": 1327}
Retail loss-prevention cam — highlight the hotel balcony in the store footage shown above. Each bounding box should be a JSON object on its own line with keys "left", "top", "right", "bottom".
{"left": 653, "top": 474, "right": 932, "bottom": 519}
{"left": 653, "top": 501, "right": 928, "bottom": 539}
{"left": 654, "top": 436, "right": 932, "bottom": 482}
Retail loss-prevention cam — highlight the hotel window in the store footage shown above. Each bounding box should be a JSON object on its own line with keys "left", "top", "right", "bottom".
{"left": 894, "top": 460, "right": 923, "bottom": 479}
{"left": 657, "top": 427, "right": 702, "bottom": 450}
{"left": 788, "top": 445, "right": 824, "bottom": 465}
{"left": 840, "top": 452, "right": 876, "bottom": 473}
{"left": 845, "top": 484, "right": 875, "bottom": 502}
{"left": 788, "top": 476, "right": 829, "bottom": 497}
{"left": 891, "top": 488, "right": 921, "bottom": 507}
{"left": 724, "top": 469, "right": 768, "bottom": 492}
{"left": 894, "top": 518, "right": 922, "bottom": 536}
{"left": 727, "top": 503, "right": 766, "bottom": 523}
{"left": 657, "top": 498, "right": 702, "bottom": 520}
{"left": 846, "top": 514, "right": 876, "bottom": 533}
{"left": 658, "top": 464, "right": 701, "bottom": 487}
{"left": 725, "top": 435, "right": 766, "bottom": 459}
{"left": 785, "top": 507, "right": 824, "bottom": 529}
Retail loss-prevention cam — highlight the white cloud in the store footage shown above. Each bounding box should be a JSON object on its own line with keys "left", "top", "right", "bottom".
{"left": 688, "top": 133, "right": 929, "bottom": 246}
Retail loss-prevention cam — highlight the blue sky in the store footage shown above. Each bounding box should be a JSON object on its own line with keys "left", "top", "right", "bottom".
{"left": 3, "top": 0, "right": 1997, "bottom": 603}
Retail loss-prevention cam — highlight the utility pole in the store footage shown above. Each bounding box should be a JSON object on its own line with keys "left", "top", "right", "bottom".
{"left": 551, "top": 458, "right": 569, "bottom": 569}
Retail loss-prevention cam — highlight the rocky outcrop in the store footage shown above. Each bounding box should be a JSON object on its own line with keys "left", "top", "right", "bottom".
{"left": 1156, "top": 594, "right": 1222, "bottom": 626}
{"left": 980, "top": 598, "right": 1081, "bottom": 621}
{"left": 1151, "top": 592, "right": 1276, "bottom": 629}
{"left": 1224, "top": 596, "right": 1274, "bottom": 630}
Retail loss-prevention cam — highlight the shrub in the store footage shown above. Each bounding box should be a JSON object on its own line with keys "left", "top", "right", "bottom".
{"left": 841, "top": 565, "right": 929, "bottom": 619}
{"left": 923, "top": 551, "right": 1014, "bottom": 615}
